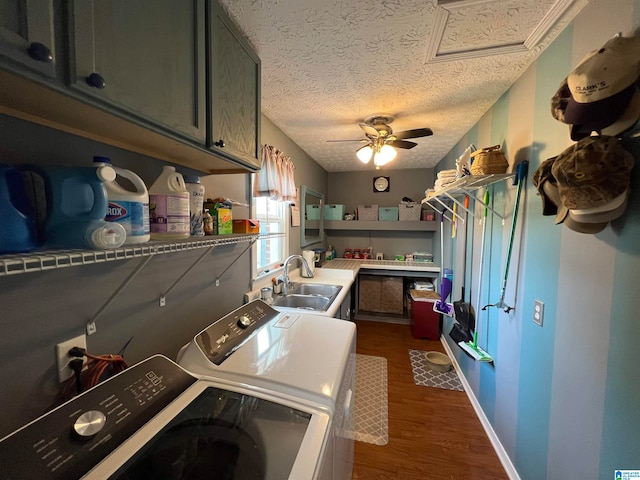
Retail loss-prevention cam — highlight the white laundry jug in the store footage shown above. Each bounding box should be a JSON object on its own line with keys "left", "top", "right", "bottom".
{"left": 149, "top": 166, "right": 190, "bottom": 240}
{"left": 93, "top": 156, "right": 150, "bottom": 244}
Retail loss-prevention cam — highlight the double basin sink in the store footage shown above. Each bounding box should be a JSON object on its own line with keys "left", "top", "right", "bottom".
{"left": 272, "top": 283, "right": 342, "bottom": 312}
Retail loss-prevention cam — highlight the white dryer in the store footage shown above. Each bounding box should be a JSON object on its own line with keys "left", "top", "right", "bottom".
{"left": 0, "top": 355, "right": 333, "bottom": 479}
{"left": 177, "top": 300, "right": 356, "bottom": 480}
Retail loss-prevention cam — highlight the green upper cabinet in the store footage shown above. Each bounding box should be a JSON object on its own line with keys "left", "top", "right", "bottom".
{"left": 68, "top": 0, "right": 206, "bottom": 144}
{"left": 0, "top": 0, "right": 57, "bottom": 79}
{"left": 208, "top": 1, "right": 261, "bottom": 169}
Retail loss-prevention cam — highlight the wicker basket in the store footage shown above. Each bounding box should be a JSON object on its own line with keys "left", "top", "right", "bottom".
{"left": 470, "top": 145, "right": 509, "bottom": 175}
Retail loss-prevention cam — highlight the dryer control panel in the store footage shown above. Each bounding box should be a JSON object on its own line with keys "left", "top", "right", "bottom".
{"left": 194, "top": 300, "right": 280, "bottom": 365}
{"left": 0, "top": 355, "right": 196, "bottom": 480}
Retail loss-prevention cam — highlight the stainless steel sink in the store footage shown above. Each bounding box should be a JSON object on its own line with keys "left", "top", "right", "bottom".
{"left": 272, "top": 283, "right": 342, "bottom": 312}
{"left": 289, "top": 283, "right": 342, "bottom": 297}
{"left": 272, "top": 294, "right": 333, "bottom": 311}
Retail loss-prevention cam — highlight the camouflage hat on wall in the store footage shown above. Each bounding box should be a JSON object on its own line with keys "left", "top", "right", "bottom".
{"left": 551, "top": 136, "right": 634, "bottom": 210}
{"left": 532, "top": 156, "right": 560, "bottom": 216}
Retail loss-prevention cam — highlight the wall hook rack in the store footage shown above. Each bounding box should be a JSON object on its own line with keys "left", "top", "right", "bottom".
{"left": 421, "top": 171, "right": 516, "bottom": 226}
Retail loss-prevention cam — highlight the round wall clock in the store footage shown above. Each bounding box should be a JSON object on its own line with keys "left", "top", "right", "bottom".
{"left": 373, "top": 176, "right": 390, "bottom": 192}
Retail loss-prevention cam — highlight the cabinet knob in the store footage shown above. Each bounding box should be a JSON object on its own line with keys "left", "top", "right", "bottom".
{"left": 213, "top": 139, "right": 225, "bottom": 148}
{"left": 27, "top": 42, "right": 53, "bottom": 63}
{"left": 86, "top": 73, "right": 106, "bottom": 89}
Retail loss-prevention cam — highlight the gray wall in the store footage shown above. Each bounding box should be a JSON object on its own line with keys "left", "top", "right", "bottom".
{"left": 0, "top": 112, "right": 327, "bottom": 437}
{"left": 327, "top": 169, "right": 436, "bottom": 259}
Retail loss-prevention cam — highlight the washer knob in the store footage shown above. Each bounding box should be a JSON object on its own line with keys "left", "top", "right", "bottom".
{"left": 237, "top": 315, "right": 251, "bottom": 329}
{"left": 73, "top": 410, "right": 106, "bottom": 438}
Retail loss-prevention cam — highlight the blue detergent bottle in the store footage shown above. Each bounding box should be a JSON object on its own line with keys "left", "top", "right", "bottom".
{"left": 25, "top": 164, "right": 126, "bottom": 249}
{"left": 0, "top": 164, "right": 39, "bottom": 253}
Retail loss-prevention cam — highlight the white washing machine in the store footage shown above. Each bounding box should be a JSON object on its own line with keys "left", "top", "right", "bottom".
{"left": 177, "top": 300, "right": 357, "bottom": 480}
{"left": 0, "top": 354, "right": 335, "bottom": 479}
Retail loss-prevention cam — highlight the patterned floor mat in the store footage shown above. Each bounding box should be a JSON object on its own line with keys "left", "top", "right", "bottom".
{"left": 345, "top": 354, "right": 388, "bottom": 446}
{"left": 409, "top": 349, "right": 464, "bottom": 391}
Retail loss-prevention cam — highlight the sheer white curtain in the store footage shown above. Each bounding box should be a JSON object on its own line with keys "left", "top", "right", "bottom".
{"left": 253, "top": 145, "right": 296, "bottom": 201}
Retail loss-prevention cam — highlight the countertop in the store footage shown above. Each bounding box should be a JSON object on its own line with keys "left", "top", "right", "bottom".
{"left": 323, "top": 258, "right": 440, "bottom": 273}
{"left": 246, "top": 259, "right": 439, "bottom": 317}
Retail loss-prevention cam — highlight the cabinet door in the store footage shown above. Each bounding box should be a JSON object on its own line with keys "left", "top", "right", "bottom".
{"left": 208, "top": 1, "right": 260, "bottom": 169}
{"left": 0, "top": 0, "right": 56, "bottom": 78}
{"left": 69, "top": 0, "right": 206, "bottom": 144}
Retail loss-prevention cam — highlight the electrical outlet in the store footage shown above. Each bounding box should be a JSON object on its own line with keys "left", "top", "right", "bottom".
{"left": 55, "top": 334, "right": 87, "bottom": 383}
{"left": 533, "top": 300, "right": 544, "bottom": 326}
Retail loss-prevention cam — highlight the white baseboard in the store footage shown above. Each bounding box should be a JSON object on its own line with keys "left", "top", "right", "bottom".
{"left": 440, "top": 337, "right": 521, "bottom": 480}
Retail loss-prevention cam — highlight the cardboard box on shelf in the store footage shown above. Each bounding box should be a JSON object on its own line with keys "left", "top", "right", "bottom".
{"left": 232, "top": 219, "right": 260, "bottom": 234}
{"left": 215, "top": 207, "right": 232, "bottom": 234}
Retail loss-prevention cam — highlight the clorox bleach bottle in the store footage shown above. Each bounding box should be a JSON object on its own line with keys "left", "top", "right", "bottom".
{"left": 149, "top": 165, "right": 190, "bottom": 240}
{"left": 93, "top": 156, "right": 150, "bottom": 244}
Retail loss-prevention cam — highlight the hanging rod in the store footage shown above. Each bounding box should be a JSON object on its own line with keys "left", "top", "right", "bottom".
{"left": 441, "top": 191, "right": 476, "bottom": 219}
{"left": 459, "top": 186, "right": 506, "bottom": 222}
{"left": 425, "top": 195, "right": 465, "bottom": 223}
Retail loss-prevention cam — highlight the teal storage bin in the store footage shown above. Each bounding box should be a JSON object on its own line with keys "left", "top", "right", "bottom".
{"left": 324, "top": 204, "right": 345, "bottom": 220}
{"left": 379, "top": 206, "right": 399, "bottom": 221}
{"left": 306, "top": 204, "right": 321, "bottom": 220}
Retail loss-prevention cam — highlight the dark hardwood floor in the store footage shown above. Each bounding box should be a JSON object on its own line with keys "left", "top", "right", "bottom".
{"left": 352, "top": 319, "right": 508, "bottom": 480}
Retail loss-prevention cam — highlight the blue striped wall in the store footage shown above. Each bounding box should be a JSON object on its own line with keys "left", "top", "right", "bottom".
{"left": 437, "top": 0, "right": 640, "bottom": 477}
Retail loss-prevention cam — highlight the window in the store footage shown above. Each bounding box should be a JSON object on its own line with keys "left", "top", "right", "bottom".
{"left": 252, "top": 196, "right": 289, "bottom": 279}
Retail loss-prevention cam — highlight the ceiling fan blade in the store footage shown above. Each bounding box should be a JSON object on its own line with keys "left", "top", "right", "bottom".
{"left": 359, "top": 123, "right": 379, "bottom": 137}
{"left": 388, "top": 139, "right": 417, "bottom": 149}
{"left": 327, "top": 139, "right": 367, "bottom": 143}
{"left": 393, "top": 128, "right": 433, "bottom": 140}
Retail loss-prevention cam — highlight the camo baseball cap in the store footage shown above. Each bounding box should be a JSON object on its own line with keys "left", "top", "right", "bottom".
{"left": 551, "top": 136, "right": 634, "bottom": 210}
{"left": 550, "top": 78, "right": 571, "bottom": 125}
{"left": 532, "top": 156, "right": 560, "bottom": 216}
{"left": 542, "top": 182, "right": 607, "bottom": 234}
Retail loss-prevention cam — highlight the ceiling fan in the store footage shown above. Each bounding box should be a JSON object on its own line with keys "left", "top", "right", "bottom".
{"left": 328, "top": 115, "right": 433, "bottom": 167}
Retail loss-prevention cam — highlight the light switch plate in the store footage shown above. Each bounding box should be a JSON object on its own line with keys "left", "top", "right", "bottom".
{"left": 533, "top": 299, "right": 544, "bottom": 326}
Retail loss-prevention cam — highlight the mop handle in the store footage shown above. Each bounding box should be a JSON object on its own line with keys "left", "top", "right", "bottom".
{"left": 500, "top": 161, "right": 529, "bottom": 289}
{"left": 475, "top": 189, "right": 490, "bottom": 313}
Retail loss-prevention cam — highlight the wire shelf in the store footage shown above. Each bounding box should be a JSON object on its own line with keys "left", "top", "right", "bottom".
{"left": 421, "top": 172, "right": 517, "bottom": 222}
{"left": 425, "top": 172, "right": 516, "bottom": 199}
{"left": 0, "top": 234, "right": 260, "bottom": 277}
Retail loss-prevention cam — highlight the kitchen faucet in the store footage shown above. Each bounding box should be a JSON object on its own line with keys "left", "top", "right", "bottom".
{"left": 282, "top": 254, "right": 314, "bottom": 294}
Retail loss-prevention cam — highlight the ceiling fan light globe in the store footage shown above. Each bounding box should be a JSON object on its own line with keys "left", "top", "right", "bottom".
{"left": 357, "top": 145, "right": 373, "bottom": 163}
{"left": 374, "top": 144, "right": 397, "bottom": 166}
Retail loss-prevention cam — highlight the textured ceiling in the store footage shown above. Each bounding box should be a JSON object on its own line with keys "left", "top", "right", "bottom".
{"left": 220, "top": 0, "right": 589, "bottom": 171}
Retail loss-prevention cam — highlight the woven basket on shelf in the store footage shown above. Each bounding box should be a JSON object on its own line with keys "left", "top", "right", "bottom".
{"left": 470, "top": 145, "right": 509, "bottom": 175}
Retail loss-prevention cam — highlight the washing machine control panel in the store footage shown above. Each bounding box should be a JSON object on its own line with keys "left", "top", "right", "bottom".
{"left": 0, "top": 355, "right": 196, "bottom": 479}
{"left": 195, "top": 300, "right": 280, "bottom": 365}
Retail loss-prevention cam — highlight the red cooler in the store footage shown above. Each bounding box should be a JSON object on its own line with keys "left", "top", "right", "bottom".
{"left": 408, "top": 289, "right": 441, "bottom": 340}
